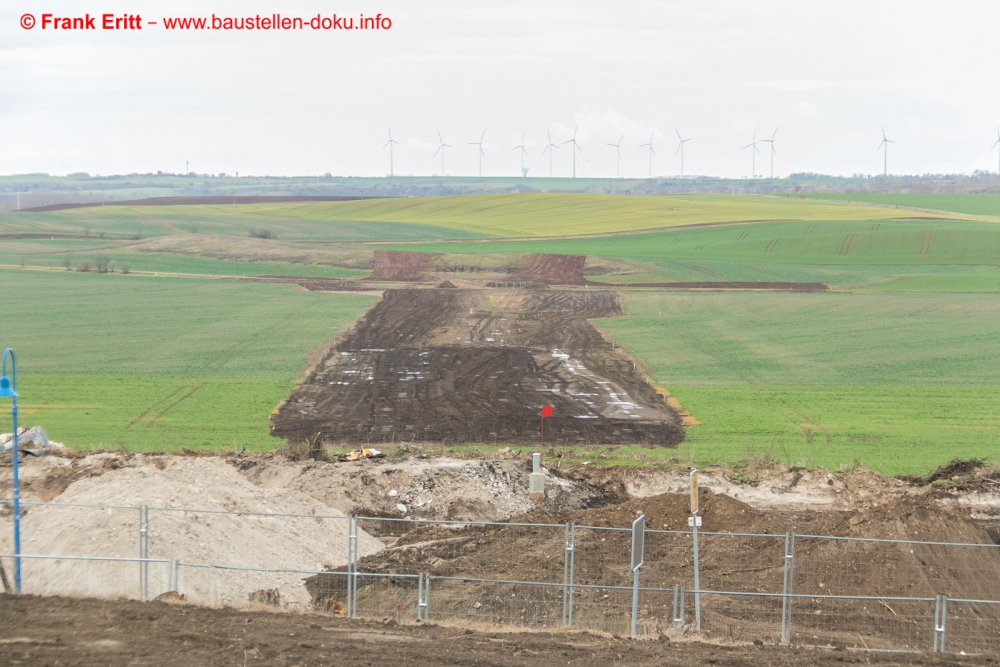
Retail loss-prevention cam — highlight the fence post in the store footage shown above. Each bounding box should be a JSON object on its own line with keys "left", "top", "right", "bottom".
{"left": 562, "top": 523, "right": 575, "bottom": 626}
{"left": 672, "top": 585, "right": 685, "bottom": 626}
{"left": 568, "top": 523, "right": 575, "bottom": 626}
{"left": 933, "top": 595, "right": 947, "bottom": 653}
{"left": 692, "top": 520, "right": 701, "bottom": 631}
{"left": 348, "top": 515, "right": 358, "bottom": 618}
{"left": 781, "top": 532, "right": 795, "bottom": 644}
{"left": 417, "top": 573, "right": 430, "bottom": 621}
{"left": 138, "top": 505, "right": 149, "bottom": 600}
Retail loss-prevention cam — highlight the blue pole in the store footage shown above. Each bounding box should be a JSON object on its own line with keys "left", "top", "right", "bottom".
{"left": 2, "top": 349, "right": 20, "bottom": 594}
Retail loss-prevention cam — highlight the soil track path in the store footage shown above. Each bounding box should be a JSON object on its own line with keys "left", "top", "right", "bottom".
{"left": 271, "top": 289, "right": 683, "bottom": 446}
{"left": 0, "top": 594, "right": 976, "bottom": 666}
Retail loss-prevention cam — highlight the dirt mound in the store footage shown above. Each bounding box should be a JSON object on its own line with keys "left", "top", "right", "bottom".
{"left": 437, "top": 280, "right": 457, "bottom": 288}
{"left": 368, "top": 251, "right": 436, "bottom": 281}
{"left": 0, "top": 458, "right": 383, "bottom": 605}
{"left": 241, "top": 456, "right": 609, "bottom": 522}
{"left": 512, "top": 254, "right": 587, "bottom": 285}
{"left": 271, "top": 289, "right": 683, "bottom": 446}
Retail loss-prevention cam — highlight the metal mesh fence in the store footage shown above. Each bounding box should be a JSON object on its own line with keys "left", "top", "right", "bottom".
{"left": 2, "top": 500, "right": 1000, "bottom": 654}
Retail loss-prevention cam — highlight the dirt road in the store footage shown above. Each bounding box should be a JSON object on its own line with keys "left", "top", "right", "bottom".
{"left": 0, "top": 594, "right": 979, "bottom": 666}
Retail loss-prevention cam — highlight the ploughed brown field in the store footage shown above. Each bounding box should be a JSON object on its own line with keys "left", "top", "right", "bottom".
{"left": 271, "top": 288, "right": 684, "bottom": 447}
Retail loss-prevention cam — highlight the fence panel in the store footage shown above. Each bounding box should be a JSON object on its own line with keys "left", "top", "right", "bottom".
{"left": 946, "top": 599, "right": 1000, "bottom": 655}
{"left": 148, "top": 507, "right": 355, "bottom": 604}
{"left": 0, "top": 554, "right": 168, "bottom": 600}
{"left": 427, "top": 577, "right": 566, "bottom": 629}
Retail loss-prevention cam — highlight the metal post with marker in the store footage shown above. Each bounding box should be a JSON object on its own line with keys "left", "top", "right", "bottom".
{"left": 630, "top": 514, "right": 645, "bottom": 638}
{"left": 689, "top": 469, "right": 702, "bottom": 631}
{"left": 1, "top": 349, "right": 21, "bottom": 594}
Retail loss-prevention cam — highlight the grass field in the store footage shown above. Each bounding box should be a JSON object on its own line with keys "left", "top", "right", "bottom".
{"left": 387, "top": 217, "right": 1000, "bottom": 288}
{"left": 0, "top": 269, "right": 376, "bottom": 451}
{"left": 1, "top": 193, "right": 981, "bottom": 241}
{"left": 4, "top": 192, "right": 1000, "bottom": 474}
{"left": 596, "top": 291, "right": 1000, "bottom": 475}
{"left": 803, "top": 193, "right": 1000, "bottom": 217}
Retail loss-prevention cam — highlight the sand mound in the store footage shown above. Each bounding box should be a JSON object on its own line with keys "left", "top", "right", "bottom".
{"left": 0, "top": 458, "right": 383, "bottom": 606}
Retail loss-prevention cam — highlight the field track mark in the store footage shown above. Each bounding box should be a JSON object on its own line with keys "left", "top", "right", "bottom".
{"left": 843, "top": 233, "right": 856, "bottom": 256}
{"left": 194, "top": 332, "right": 266, "bottom": 375}
{"left": 764, "top": 238, "right": 779, "bottom": 253}
{"left": 146, "top": 384, "right": 206, "bottom": 429}
{"left": 919, "top": 229, "right": 934, "bottom": 258}
{"left": 125, "top": 385, "right": 188, "bottom": 431}
{"left": 870, "top": 222, "right": 881, "bottom": 232}
{"left": 837, "top": 233, "right": 856, "bottom": 256}
{"left": 804, "top": 223, "right": 817, "bottom": 236}
{"left": 737, "top": 229, "right": 751, "bottom": 241}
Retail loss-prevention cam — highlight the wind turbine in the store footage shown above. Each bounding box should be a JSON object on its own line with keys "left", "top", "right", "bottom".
{"left": 512, "top": 131, "right": 529, "bottom": 176}
{"left": 541, "top": 131, "right": 559, "bottom": 177}
{"left": 580, "top": 157, "right": 590, "bottom": 178}
{"left": 607, "top": 134, "right": 624, "bottom": 178}
{"left": 562, "top": 127, "right": 582, "bottom": 178}
{"left": 743, "top": 131, "right": 760, "bottom": 178}
{"left": 675, "top": 129, "right": 691, "bottom": 177}
{"left": 434, "top": 131, "right": 452, "bottom": 176}
{"left": 877, "top": 127, "right": 894, "bottom": 178}
{"left": 383, "top": 128, "right": 400, "bottom": 177}
{"left": 992, "top": 128, "right": 1000, "bottom": 175}
{"left": 468, "top": 130, "right": 486, "bottom": 177}
{"left": 639, "top": 132, "right": 655, "bottom": 178}
{"left": 760, "top": 128, "right": 777, "bottom": 179}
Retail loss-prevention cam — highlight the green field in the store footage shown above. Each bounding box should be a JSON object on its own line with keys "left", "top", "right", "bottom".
{"left": 4, "top": 192, "right": 1000, "bottom": 474}
{"left": 597, "top": 291, "right": 1000, "bottom": 475}
{"left": 387, "top": 218, "right": 1000, "bottom": 288}
{"left": 1, "top": 193, "right": 980, "bottom": 241}
{"left": 0, "top": 269, "right": 376, "bottom": 451}
{"left": 803, "top": 193, "right": 1000, "bottom": 217}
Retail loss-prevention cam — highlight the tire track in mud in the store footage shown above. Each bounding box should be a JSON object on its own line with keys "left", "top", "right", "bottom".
{"left": 272, "top": 289, "right": 684, "bottom": 447}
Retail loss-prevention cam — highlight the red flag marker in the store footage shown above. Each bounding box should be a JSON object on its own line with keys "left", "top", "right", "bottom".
{"left": 540, "top": 406, "right": 553, "bottom": 468}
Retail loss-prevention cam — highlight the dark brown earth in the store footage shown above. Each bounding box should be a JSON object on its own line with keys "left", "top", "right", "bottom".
{"left": 0, "top": 594, "right": 983, "bottom": 666}
{"left": 301, "top": 490, "right": 1000, "bottom": 651}
{"left": 369, "top": 251, "right": 437, "bottom": 281}
{"left": 271, "top": 289, "right": 683, "bottom": 446}
{"left": 590, "top": 281, "right": 829, "bottom": 291}
{"left": 513, "top": 253, "right": 588, "bottom": 285}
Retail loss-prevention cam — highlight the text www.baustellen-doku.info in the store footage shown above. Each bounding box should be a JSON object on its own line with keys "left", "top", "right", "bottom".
{"left": 19, "top": 12, "right": 392, "bottom": 31}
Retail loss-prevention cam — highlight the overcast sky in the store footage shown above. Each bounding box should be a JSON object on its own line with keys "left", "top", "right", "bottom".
{"left": 2, "top": 0, "right": 999, "bottom": 179}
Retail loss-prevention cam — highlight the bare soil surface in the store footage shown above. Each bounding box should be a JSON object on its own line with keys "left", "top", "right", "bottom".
{"left": 0, "top": 594, "right": 982, "bottom": 666}
{"left": 270, "top": 288, "right": 683, "bottom": 447}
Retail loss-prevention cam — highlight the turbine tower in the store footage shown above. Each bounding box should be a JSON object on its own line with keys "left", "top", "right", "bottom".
{"left": 639, "top": 132, "right": 655, "bottom": 178}
{"left": 434, "top": 131, "right": 452, "bottom": 176}
{"left": 760, "top": 128, "right": 777, "bottom": 179}
{"left": 607, "top": 134, "right": 624, "bottom": 178}
{"left": 743, "top": 131, "right": 760, "bottom": 178}
{"left": 541, "top": 131, "right": 559, "bottom": 177}
{"left": 992, "top": 128, "right": 1000, "bottom": 175}
{"left": 563, "top": 127, "right": 582, "bottom": 178}
{"left": 512, "top": 131, "right": 529, "bottom": 177}
{"left": 580, "top": 157, "right": 590, "bottom": 178}
{"left": 383, "top": 128, "right": 400, "bottom": 177}
{"left": 675, "top": 129, "right": 691, "bottom": 177}
{"left": 877, "top": 127, "right": 894, "bottom": 178}
{"left": 468, "top": 130, "right": 486, "bottom": 177}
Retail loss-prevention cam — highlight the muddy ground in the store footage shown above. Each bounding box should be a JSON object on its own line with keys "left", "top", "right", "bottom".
{"left": 0, "top": 594, "right": 983, "bottom": 666}
{"left": 271, "top": 289, "right": 684, "bottom": 447}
